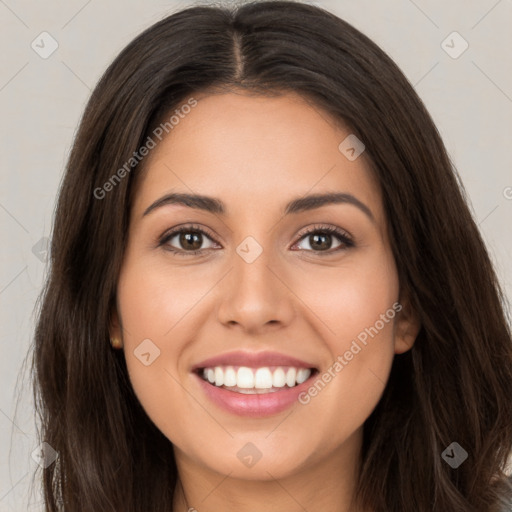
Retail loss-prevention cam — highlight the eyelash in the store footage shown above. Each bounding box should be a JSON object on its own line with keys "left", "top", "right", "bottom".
{"left": 158, "top": 223, "right": 354, "bottom": 257}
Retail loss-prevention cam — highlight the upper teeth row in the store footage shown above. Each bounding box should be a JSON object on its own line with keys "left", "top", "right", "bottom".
{"left": 202, "top": 366, "right": 312, "bottom": 389}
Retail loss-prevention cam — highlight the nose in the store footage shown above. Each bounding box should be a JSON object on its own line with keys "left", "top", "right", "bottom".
{"left": 215, "top": 241, "right": 296, "bottom": 334}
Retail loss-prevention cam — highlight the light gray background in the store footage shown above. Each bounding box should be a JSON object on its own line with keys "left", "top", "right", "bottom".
{"left": 1, "top": 0, "right": 511, "bottom": 509}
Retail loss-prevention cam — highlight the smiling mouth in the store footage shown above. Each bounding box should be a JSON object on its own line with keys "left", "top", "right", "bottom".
{"left": 196, "top": 365, "right": 319, "bottom": 394}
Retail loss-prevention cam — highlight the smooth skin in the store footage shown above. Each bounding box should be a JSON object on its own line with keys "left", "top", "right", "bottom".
{"left": 110, "top": 89, "right": 420, "bottom": 512}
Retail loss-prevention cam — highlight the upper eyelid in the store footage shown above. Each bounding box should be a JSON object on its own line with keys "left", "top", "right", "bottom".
{"left": 296, "top": 224, "right": 352, "bottom": 240}
{"left": 163, "top": 224, "right": 217, "bottom": 240}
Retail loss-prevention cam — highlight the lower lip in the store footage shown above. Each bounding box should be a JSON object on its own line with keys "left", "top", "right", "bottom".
{"left": 194, "top": 372, "right": 316, "bottom": 417}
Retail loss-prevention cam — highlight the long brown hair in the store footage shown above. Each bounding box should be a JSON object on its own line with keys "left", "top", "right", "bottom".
{"left": 30, "top": 1, "right": 512, "bottom": 510}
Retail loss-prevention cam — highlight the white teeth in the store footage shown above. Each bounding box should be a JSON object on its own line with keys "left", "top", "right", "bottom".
{"left": 201, "top": 365, "right": 313, "bottom": 390}
{"left": 237, "top": 367, "right": 255, "bottom": 388}
{"left": 224, "top": 366, "right": 237, "bottom": 387}
{"left": 254, "top": 368, "right": 273, "bottom": 388}
{"left": 286, "top": 367, "right": 297, "bottom": 387}
{"left": 214, "top": 367, "right": 224, "bottom": 387}
{"left": 296, "top": 368, "right": 311, "bottom": 384}
{"left": 272, "top": 367, "right": 286, "bottom": 388}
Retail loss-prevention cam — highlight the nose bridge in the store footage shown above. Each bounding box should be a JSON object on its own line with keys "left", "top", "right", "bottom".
{"left": 235, "top": 235, "right": 274, "bottom": 292}
{"left": 216, "top": 233, "right": 294, "bottom": 330}
{"left": 232, "top": 234, "right": 280, "bottom": 305}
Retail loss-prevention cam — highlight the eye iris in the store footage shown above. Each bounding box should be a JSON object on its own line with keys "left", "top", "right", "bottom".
{"left": 310, "top": 233, "right": 332, "bottom": 251}
{"left": 180, "top": 232, "right": 202, "bottom": 250}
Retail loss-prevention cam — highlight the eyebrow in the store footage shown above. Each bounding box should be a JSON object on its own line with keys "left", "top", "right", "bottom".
{"left": 142, "top": 191, "right": 375, "bottom": 222}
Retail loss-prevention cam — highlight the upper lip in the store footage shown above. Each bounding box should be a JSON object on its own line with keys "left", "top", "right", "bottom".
{"left": 192, "top": 350, "right": 317, "bottom": 371}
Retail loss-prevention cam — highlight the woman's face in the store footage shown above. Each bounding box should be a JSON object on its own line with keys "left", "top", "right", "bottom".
{"left": 111, "top": 90, "right": 418, "bottom": 481}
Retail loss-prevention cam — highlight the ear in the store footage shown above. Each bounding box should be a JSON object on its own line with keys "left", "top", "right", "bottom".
{"left": 109, "top": 304, "right": 124, "bottom": 349}
{"left": 393, "top": 293, "right": 421, "bottom": 355}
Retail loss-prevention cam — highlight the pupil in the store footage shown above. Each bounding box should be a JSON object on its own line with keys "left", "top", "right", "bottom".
{"left": 181, "top": 232, "right": 202, "bottom": 250}
{"left": 311, "top": 233, "right": 331, "bottom": 250}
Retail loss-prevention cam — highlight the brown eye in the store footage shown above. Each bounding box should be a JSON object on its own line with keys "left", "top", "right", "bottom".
{"left": 178, "top": 232, "right": 203, "bottom": 251}
{"left": 159, "top": 225, "right": 218, "bottom": 256}
{"left": 294, "top": 225, "right": 354, "bottom": 254}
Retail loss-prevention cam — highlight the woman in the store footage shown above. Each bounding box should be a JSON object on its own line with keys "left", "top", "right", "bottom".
{"left": 31, "top": 1, "right": 512, "bottom": 510}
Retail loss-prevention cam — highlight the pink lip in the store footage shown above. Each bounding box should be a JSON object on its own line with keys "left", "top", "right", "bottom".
{"left": 191, "top": 350, "right": 316, "bottom": 371}
{"left": 193, "top": 371, "right": 317, "bottom": 417}
{"left": 191, "top": 351, "right": 318, "bottom": 417}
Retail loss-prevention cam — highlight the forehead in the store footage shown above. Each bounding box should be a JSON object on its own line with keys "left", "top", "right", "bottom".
{"left": 132, "top": 90, "right": 383, "bottom": 223}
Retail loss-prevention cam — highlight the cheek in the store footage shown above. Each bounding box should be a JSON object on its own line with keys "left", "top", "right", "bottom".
{"left": 116, "top": 259, "right": 213, "bottom": 338}
{"left": 292, "top": 249, "right": 399, "bottom": 427}
{"left": 294, "top": 248, "right": 399, "bottom": 347}
{"left": 115, "top": 259, "right": 205, "bottom": 440}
